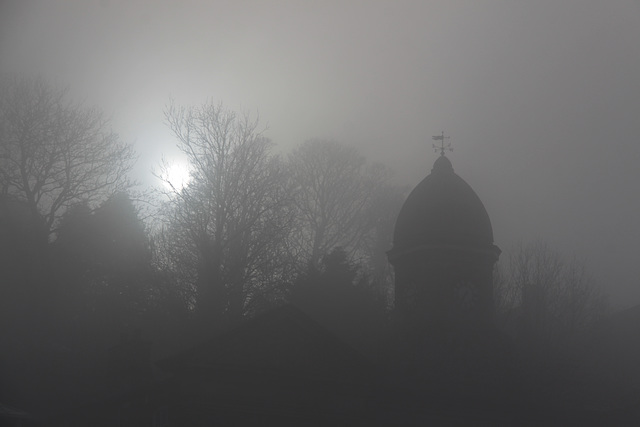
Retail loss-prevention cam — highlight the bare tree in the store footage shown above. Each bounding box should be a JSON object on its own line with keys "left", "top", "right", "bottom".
{"left": 0, "top": 76, "right": 135, "bottom": 239}
{"left": 495, "top": 240, "right": 608, "bottom": 355}
{"left": 159, "top": 101, "right": 293, "bottom": 324}
{"left": 286, "top": 139, "right": 394, "bottom": 271}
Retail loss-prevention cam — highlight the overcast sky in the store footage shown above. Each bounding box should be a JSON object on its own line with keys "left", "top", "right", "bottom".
{"left": 2, "top": 0, "right": 639, "bottom": 307}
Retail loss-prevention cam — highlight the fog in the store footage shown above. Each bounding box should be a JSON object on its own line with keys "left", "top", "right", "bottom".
{"left": 3, "top": 1, "right": 640, "bottom": 422}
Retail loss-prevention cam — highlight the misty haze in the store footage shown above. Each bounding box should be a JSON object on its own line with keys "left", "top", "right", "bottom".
{"left": 1, "top": 1, "right": 640, "bottom": 425}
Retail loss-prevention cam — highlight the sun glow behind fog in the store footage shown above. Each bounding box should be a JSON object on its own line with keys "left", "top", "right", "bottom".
{"left": 162, "top": 162, "right": 191, "bottom": 191}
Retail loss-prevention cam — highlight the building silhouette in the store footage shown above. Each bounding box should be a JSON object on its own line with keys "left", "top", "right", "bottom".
{"left": 389, "top": 153, "right": 501, "bottom": 332}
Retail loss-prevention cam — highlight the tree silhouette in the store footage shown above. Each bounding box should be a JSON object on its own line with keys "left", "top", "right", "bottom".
{"left": 52, "top": 193, "right": 153, "bottom": 339}
{"left": 287, "top": 139, "right": 395, "bottom": 273}
{"left": 0, "top": 76, "right": 135, "bottom": 241}
{"left": 158, "top": 101, "right": 294, "bottom": 325}
{"left": 0, "top": 195, "right": 46, "bottom": 348}
{"left": 290, "top": 247, "right": 389, "bottom": 354}
{"left": 494, "top": 240, "right": 608, "bottom": 357}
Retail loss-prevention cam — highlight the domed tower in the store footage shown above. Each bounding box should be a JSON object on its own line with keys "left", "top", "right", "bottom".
{"left": 388, "top": 149, "right": 500, "bottom": 332}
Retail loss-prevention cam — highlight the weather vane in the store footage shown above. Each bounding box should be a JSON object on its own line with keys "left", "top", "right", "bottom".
{"left": 432, "top": 131, "right": 453, "bottom": 156}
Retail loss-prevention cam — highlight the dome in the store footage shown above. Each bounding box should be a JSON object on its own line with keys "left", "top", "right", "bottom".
{"left": 392, "top": 156, "right": 494, "bottom": 252}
